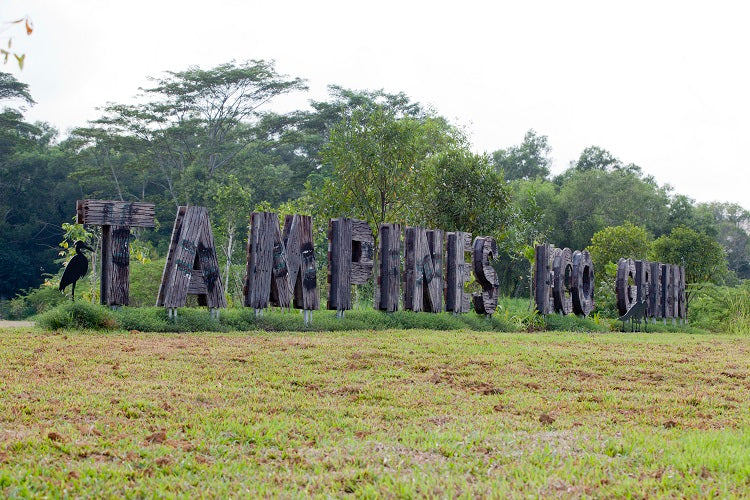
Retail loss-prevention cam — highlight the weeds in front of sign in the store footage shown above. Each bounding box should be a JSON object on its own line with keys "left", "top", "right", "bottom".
{"left": 0, "top": 329, "right": 748, "bottom": 497}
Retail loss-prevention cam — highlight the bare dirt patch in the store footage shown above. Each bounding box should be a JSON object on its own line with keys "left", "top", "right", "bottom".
{"left": 0, "top": 320, "right": 35, "bottom": 328}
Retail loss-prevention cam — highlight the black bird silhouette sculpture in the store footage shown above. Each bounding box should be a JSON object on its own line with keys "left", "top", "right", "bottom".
{"left": 59, "top": 240, "right": 94, "bottom": 301}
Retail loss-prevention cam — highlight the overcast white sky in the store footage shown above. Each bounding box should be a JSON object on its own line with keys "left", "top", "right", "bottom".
{"left": 3, "top": 0, "right": 749, "bottom": 207}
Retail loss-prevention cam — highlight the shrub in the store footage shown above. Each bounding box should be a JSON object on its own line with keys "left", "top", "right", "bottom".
{"left": 37, "top": 302, "right": 118, "bottom": 330}
{"left": 3, "top": 285, "right": 67, "bottom": 319}
{"left": 689, "top": 283, "right": 750, "bottom": 333}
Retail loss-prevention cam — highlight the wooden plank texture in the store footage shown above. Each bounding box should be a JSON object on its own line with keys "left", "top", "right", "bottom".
{"left": 533, "top": 244, "right": 553, "bottom": 315}
{"left": 635, "top": 260, "right": 650, "bottom": 317}
{"left": 661, "top": 263, "right": 674, "bottom": 319}
{"left": 100, "top": 225, "right": 131, "bottom": 306}
{"left": 649, "top": 262, "right": 662, "bottom": 318}
{"left": 471, "top": 236, "right": 499, "bottom": 315}
{"left": 374, "top": 223, "right": 401, "bottom": 312}
{"left": 616, "top": 258, "right": 637, "bottom": 316}
{"left": 157, "top": 207, "right": 186, "bottom": 306}
{"left": 327, "top": 218, "right": 352, "bottom": 311}
{"left": 156, "top": 206, "right": 226, "bottom": 309}
{"left": 77, "top": 200, "right": 155, "bottom": 227}
{"left": 445, "top": 232, "right": 472, "bottom": 313}
{"left": 679, "top": 266, "right": 687, "bottom": 320}
{"left": 403, "top": 227, "right": 443, "bottom": 313}
{"left": 552, "top": 247, "right": 574, "bottom": 315}
{"left": 571, "top": 250, "right": 595, "bottom": 316}
{"left": 283, "top": 214, "right": 319, "bottom": 310}
{"left": 244, "top": 212, "right": 292, "bottom": 309}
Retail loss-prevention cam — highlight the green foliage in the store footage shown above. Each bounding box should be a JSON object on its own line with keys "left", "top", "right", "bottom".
{"left": 650, "top": 226, "right": 728, "bottom": 286}
{"left": 128, "top": 258, "right": 166, "bottom": 307}
{"left": 116, "top": 307, "right": 224, "bottom": 333}
{"left": 317, "top": 105, "right": 461, "bottom": 229}
{"left": 587, "top": 223, "right": 651, "bottom": 271}
{"left": 550, "top": 167, "right": 669, "bottom": 251}
{"left": 36, "top": 301, "right": 117, "bottom": 330}
{"left": 689, "top": 283, "right": 750, "bottom": 333}
{"left": 1, "top": 284, "right": 66, "bottom": 319}
{"left": 544, "top": 313, "right": 608, "bottom": 332}
{"left": 586, "top": 223, "right": 651, "bottom": 317}
{"left": 491, "top": 129, "right": 551, "bottom": 181}
{"left": 424, "top": 149, "right": 511, "bottom": 237}
{"left": 574, "top": 145, "right": 625, "bottom": 172}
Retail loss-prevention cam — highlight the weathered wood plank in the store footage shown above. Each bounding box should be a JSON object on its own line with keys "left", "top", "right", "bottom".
{"left": 635, "top": 260, "right": 650, "bottom": 317}
{"left": 101, "top": 225, "right": 131, "bottom": 306}
{"left": 552, "top": 247, "right": 573, "bottom": 315}
{"left": 374, "top": 223, "right": 401, "bottom": 312}
{"left": 471, "top": 236, "right": 499, "bottom": 315}
{"left": 404, "top": 227, "right": 443, "bottom": 313}
{"left": 157, "top": 206, "right": 226, "bottom": 309}
{"left": 571, "top": 250, "right": 595, "bottom": 316}
{"left": 672, "top": 264, "right": 681, "bottom": 321}
{"left": 157, "top": 207, "right": 186, "bottom": 306}
{"left": 661, "top": 263, "right": 674, "bottom": 319}
{"left": 649, "top": 261, "right": 662, "bottom": 318}
{"left": 327, "top": 218, "right": 352, "bottom": 311}
{"left": 446, "top": 232, "right": 472, "bottom": 313}
{"left": 77, "top": 200, "right": 155, "bottom": 227}
{"left": 196, "top": 208, "right": 226, "bottom": 308}
{"left": 244, "top": 212, "right": 292, "bottom": 309}
{"left": 533, "top": 244, "right": 552, "bottom": 315}
{"left": 425, "top": 229, "right": 444, "bottom": 313}
{"left": 283, "top": 214, "right": 319, "bottom": 310}
{"left": 679, "top": 266, "right": 687, "bottom": 320}
{"left": 616, "top": 258, "right": 637, "bottom": 316}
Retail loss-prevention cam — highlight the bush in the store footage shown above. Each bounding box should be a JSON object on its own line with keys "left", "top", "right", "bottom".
{"left": 36, "top": 302, "right": 118, "bottom": 330}
{"left": 689, "top": 283, "right": 750, "bottom": 333}
{"left": 3, "top": 285, "right": 67, "bottom": 319}
{"left": 128, "top": 259, "right": 166, "bottom": 307}
{"left": 545, "top": 313, "right": 608, "bottom": 332}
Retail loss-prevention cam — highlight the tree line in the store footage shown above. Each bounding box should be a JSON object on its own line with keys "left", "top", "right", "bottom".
{"left": 1, "top": 61, "right": 748, "bottom": 313}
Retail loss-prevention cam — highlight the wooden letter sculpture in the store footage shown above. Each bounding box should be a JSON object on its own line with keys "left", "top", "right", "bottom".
{"left": 571, "top": 250, "right": 595, "bottom": 316}
{"left": 157, "top": 206, "right": 226, "bottom": 317}
{"left": 533, "top": 244, "right": 553, "bottom": 315}
{"left": 404, "top": 227, "right": 444, "bottom": 313}
{"left": 243, "top": 212, "right": 319, "bottom": 321}
{"left": 552, "top": 247, "right": 574, "bottom": 315}
{"left": 615, "top": 258, "right": 637, "bottom": 316}
{"left": 76, "top": 200, "right": 155, "bottom": 307}
{"left": 374, "top": 223, "right": 402, "bottom": 312}
{"left": 327, "top": 218, "right": 374, "bottom": 313}
{"left": 244, "top": 212, "right": 292, "bottom": 311}
{"left": 445, "top": 232, "right": 472, "bottom": 314}
{"left": 534, "top": 244, "right": 595, "bottom": 316}
{"left": 615, "top": 259, "right": 686, "bottom": 324}
{"left": 282, "top": 214, "right": 319, "bottom": 312}
{"left": 471, "top": 236, "right": 498, "bottom": 315}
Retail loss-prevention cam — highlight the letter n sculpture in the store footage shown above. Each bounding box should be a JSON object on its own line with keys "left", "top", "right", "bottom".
{"left": 157, "top": 206, "right": 226, "bottom": 318}
{"left": 76, "top": 200, "right": 155, "bottom": 307}
{"left": 243, "top": 212, "right": 319, "bottom": 323}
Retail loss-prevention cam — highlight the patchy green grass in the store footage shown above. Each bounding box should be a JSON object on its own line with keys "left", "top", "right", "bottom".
{"left": 0, "top": 327, "right": 748, "bottom": 497}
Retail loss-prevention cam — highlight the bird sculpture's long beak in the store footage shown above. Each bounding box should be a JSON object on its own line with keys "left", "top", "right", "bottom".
{"left": 82, "top": 243, "right": 95, "bottom": 252}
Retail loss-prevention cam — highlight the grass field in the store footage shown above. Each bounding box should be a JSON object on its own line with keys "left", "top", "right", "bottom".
{"left": 1, "top": 327, "right": 749, "bottom": 497}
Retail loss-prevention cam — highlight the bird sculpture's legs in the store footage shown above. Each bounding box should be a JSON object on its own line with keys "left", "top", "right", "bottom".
{"left": 71, "top": 281, "right": 76, "bottom": 302}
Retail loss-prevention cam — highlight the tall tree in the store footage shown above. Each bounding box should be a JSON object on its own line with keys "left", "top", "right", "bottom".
{"left": 650, "top": 226, "right": 728, "bottom": 303}
{"left": 491, "top": 129, "right": 551, "bottom": 181}
{"left": 316, "top": 106, "right": 461, "bottom": 230}
{"left": 85, "top": 60, "right": 307, "bottom": 207}
{"left": 424, "top": 149, "right": 511, "bottom": 236}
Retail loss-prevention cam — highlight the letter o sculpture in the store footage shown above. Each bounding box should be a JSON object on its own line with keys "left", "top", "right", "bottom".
{"left": 571, "top": 250, "right": 595, "bottom": 316}
{"left": 552, "top": 247, "right": 573, "bottom": 315}
{"left": 616, "top": 258, "right": 637, "bottom": 316}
